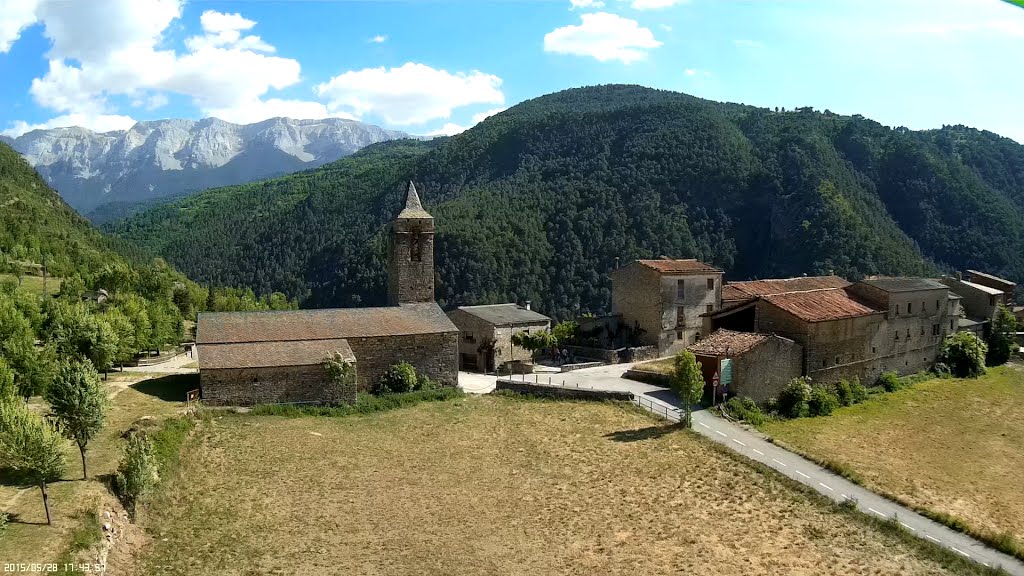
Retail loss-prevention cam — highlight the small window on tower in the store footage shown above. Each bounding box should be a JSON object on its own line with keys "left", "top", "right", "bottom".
{"left": 410, "top": 233, "right": 422, "bottom": 262}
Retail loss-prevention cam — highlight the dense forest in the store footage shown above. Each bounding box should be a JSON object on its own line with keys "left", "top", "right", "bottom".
{"left": 109, "top": 85, "right": 1024, "bottom": 320}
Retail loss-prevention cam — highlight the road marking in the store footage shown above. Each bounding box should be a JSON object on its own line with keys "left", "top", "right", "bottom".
{"left": 899, "top": 522, "right": 915, "bottom": 531}
{"left": 772, "top": 459, "right": 787, "bottom": 467}
{"left": 698, "top": 422, "right": 711, "bottom": 429}
{"left": 715, "top": 430, "right": 727, "bottom": 437}
{"left": 732, "top": 439, "right": 746, "bottom": 447}
{"left": 795, "top": 470, "right": 810, "bottom": 479}
{"left": 752, "top": 449, "right": 764, "bottom": 456}
{"left": 868, "top": 508, "right": 887, "bottom": 518}
{"left": 925, "top": 535, "right": 942, "bottom": 544}
{"left": 818, "top": 482, "right": 833, "bottom": 491}
{"left": 950, "top": 547, "right": 970, "bottom": 558}
{"left": 983, "top": 562, "right": 990, "bottom": 567}
{"left": 841, "top": 494, "right": 849, "bottom": 500}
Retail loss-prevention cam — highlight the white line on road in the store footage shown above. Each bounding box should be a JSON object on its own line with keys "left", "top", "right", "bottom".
{"left": 818, "top": 482, "right": 833, "bottom": 491}
{"left": 699, "top": 422, "right": 711, "bottom": 429}
{"left": 795, "top": 470, "right": 810, "bottom": 479}
{"left": 715, "top": 430, "right": 727, "bottom": 437}
{"left": 732, "top": 439, "right": 746, "bottom": 447}
{"left": 772, "top": 459, "right": 787, "bottom": 467}
{"left": 868, "top": 508, "right": 887, "bottom": 518}
{"left": 752, "top": 449, "right": 764, "bottom": 456}
{"left": 950, "top": 547, "right": 970, "bottom": 558}
{"left": 899, "top": 522, "right": 916, "bottom": 531}
{"left": 925, "top": 535, "right": 942, "bottom": 544}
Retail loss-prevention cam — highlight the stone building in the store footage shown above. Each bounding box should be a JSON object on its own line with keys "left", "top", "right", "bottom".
{"left": 447, "top": 303, "right": 551, "bottom": 372}
{"left": 939, "top": 273, "right": 1008, "bottom": 330}
{"left": 610, "top": 258, "right": 723, "bottom": 354}
{"left": 197, "top": 182, "right": 459, "bottom": 406}
{"left": 688, "top": 329, "right": 802, "bottom": 404}
{"left": 967, "top": 270, "right": 1015, "bottom": 303}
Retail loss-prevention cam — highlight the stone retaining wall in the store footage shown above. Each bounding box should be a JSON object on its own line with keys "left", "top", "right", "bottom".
{"left": 494, "top": 379, "right": 633, "bottom": 401}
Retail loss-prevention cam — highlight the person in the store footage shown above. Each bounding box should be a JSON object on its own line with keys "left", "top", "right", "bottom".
{"left": 561, "top": 348, "right": 569, "bottom": 364}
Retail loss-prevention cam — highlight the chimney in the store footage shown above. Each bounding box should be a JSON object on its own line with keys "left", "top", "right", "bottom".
{"left": 614, "top": 256, "right": 620, "bottom": 270}
{"left": 524, "top": 300, "right": 531, "bottom": 311}
{"left": 956, "top": 271, "right": 962, "bottom": 281}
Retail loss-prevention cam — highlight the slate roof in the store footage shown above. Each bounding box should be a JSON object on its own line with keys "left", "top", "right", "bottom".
{"left": 200, "top": 339, "right": 355, "bottom": 370}
{"left": 635, "top": 259, "right": 723, "bottom": 274}
{"left": 956, "top": 279, "right": 1005, "bottom": 296}
{"left": 724, "top": 276, "right": 851, "bottom": 299}
{"left": 762, "top": 289, "right": 880, "bottom": 322}
{"left": 397, "top": 181, "right": 432, "bottom": 220}
{"left": 689, "top": 329, "right": 769, "bottom": 357}
{"left": 967, "top": 270, "right": 1016, "bottom": 288}
{"left": 455, "top": 304, "right": 550, "bottom": 326}
{"left": 859, "top": 277, "right": 947, "bottom": 292}
{"left": 196, "top": 302, "right": 457, "bottom": 345}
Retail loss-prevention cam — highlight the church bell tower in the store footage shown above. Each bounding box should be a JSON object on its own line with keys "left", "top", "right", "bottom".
{"left": 388, "top": 181, "right": 435, "bottom": 305}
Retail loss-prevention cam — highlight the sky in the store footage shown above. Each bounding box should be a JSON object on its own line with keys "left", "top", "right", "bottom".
{"left": 0, "top": 0, "right": 1022, "bottom": 142}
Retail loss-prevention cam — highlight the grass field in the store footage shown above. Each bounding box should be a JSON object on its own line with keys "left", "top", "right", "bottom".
{"left": 129, "top": 396, "right": 985, "bottom": 576}
{"left": 0, "top": 273, "right": 62, "bottom": 295}
{"left": 633, "top": 357, "right": 675, "bottom": 374}
{"left": 762, "top": 365, "right": 1024, "bottom": 550}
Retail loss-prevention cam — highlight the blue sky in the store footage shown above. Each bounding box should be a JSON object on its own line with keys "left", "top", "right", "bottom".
{"left": 1, "top": 0, "right": 1022, "bottom": 142}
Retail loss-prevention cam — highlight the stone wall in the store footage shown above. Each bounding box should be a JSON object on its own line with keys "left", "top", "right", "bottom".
{"left": 732, "top": 337, "right": 803, "bottom": 404}
{"left": 940, "top": 277, "right": 1001, "bottom": 321}
{"left": 564, "top": 344, "right": 659, "bottom": 364}
{"left": 347, "top": 332, "right": 458, "bottom": 391}
{"left": 611, "top": 264, "right": 663, "bottom": 348}
{"left": 447, "top": 308, "right": 548, "bottom": 372}
{"left": 495, "top": 379, "right": 633, "bottom": 401}
{"left": 201, "top": 363, "right": 357, "bottom": 406}
{"left": 388, "top": 221, "right": 435, "bottom": 305}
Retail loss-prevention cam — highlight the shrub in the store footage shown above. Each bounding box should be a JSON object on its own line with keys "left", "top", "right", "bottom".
{"left": 375, "top": 361, "right": 418, "bottom": 395}
{"left": 939, "top": 332, "right": 987, "bottom": 378}
{"left": 808, "top": 385, "right": 840, "bottom": 416}
{"left": 114, "top": 433, "right": 159, "bottom": 520}
{"left": 833, "top": 379, "right": 854, "bottom": 407}
{"left": 933, "top": 362, "right": 952, "bottom": 378}
{"left": 777, "top": 377, "right": 812, "bottom": 418}
{"left": 877, "top": 371, "right": 901, "bottom": 392}
{"left": 251, "top": 388, "right": 463, "bottom": 417}
{"left": 848, "top": 378, "right": 868, "bottom": 403}
{"left": 723, "top": 396, "right": 767, "bottom": 425}
{"left": 415, "top": 374, "right": 437, "bottom": 391}
{"left": 986, "top": 305, "right": 1018, "bottom": 366}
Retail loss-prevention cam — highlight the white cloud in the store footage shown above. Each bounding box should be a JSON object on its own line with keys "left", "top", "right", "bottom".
{"left": 570, "top": 0, "right": 605, "bottom": 10}
{"left": 684, "top": 68, "right": 711, "bottom": 77}
{"left": 3, "top": 1, "right": 330, "bottom": 135}
{"left": 0, "top": 0, "right": 40, "bottom": 53}
{"left": 426, "top": 122, "right": 468, "bottom": 137}
{"left": 472, "top": 107, "right": 507, "bottom": 124}
{"left": 314, "top": 62, "right": 504, "bottom": 126}
{"left": 369, "top": 34, "right": 387, "bottom": 43}
{"left": 660, "top": 24, "right": 673, "bottom": 32}
{"left": 2, "top": 113, "right": 137, "bottom": 137}
{"left": 902, "top": 19, "right": 1024, "bottom": 38}
{"left": 629, "top": 0, "right": 688, "bottom": 10}
{"left": 734, "top": 39, "right": 763, "bottom": 48}
{"left": 544, "top": 12, "right": 661, "bottom": 64}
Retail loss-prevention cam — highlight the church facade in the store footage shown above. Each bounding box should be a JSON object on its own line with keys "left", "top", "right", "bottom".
{"left": 196, "top": 182, "right": 459, "bottom": 406}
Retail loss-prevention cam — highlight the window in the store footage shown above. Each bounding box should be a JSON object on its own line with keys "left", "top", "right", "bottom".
{"left": 822, "top": 359, "right": 827, "bottom": 368}
{"left": 707, "top": 278, "right": 715, "bottom": 290}
{"left": 676, "top": 307, "right": 686, "bottom": 327}
{"left": 932, "top": 324, "right": 940, "bottom": 336}
{"left": 950, "top": 319, "right": 955, "bottom": 331}
{"left": 835, "top": 356, "right": 840, "bottom": 365}
{"left": 676, "top": 330, "right": 684, "bottom": 340}
{"left": 896, "top": 304, "right": 900, "bottom": 315}
{"left": 894, "top": 331, "right": 899, "bottom": 340}
{"left": 464, "top": 332, "right": 475, "bottom": 343}
{"left": 410, "top": 233, "right": 421, "bottom": 262}
{"left": 706, "top": 304, "right": 713, "bottom": 313}
{"left": 935, "top": 300, "right": 940, "bottom": 311}
{"left": 906, "top": 328, "right": 910, "bottom": 338}
{"left": 908, "top": 302, "right": 913, "bottom": 314}
{"left": 920, "top": 326, "right": 924, "bottom": 336}
{"left": 872, "top": 346, "right": 877, "bottom": 354}
{"left": 676, "top": 279, "right": 685, "bottom": 299}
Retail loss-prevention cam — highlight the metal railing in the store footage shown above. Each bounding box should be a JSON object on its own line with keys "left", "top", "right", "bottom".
{"left": 631, "top": 394, "right": 681, "bottom": 423}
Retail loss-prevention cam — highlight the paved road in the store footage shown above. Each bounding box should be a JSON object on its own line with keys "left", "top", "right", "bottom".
{"left": 460, "top": 363, "right": 1024, "bottom": 575}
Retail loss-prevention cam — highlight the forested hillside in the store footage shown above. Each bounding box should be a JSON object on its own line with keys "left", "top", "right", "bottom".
{"left": 109, "top": 85, "right": 1024, "bottom": 320}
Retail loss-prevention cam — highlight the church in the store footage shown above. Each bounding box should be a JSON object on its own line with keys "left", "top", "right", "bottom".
{"left": 196, "top": 182, "right": 459, "bottom": 406}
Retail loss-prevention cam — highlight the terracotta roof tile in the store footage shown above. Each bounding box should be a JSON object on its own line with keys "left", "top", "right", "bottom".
{"left": 199, "top": 339, "right": 355, "bottom": 370}
{"left": 688, "top": 329, "right": 769, "bottom": 357}
{"left": 196, "top": 302, "right": 457, "bottom": 345}
{"left": 725, "top": 276, "right": 851, "bottom": 298}
{"left": 762, "top": 289, "right": 880, "bottom": 322}
{"left": 636, "top": 259, "right": 723, "bottom": 274}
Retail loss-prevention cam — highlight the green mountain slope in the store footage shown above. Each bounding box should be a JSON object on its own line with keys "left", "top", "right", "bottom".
{"left": 109, "top": 85, "right": 1024, "bottom": 319}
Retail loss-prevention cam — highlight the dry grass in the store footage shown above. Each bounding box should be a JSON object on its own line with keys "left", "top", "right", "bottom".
{"left": 633, "top": 357, "right": 675, "bottom": 375}
{"left": 762, "top": 365, "right": 1024, "bottom": 546}
{"left": 0, "top": 273, "right": 62, "bottom": 295}
{"left": 135, "top": 396, "right": 976, "bottom": 576}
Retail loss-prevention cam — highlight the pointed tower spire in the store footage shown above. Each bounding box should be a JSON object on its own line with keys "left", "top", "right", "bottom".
{"left": 397, "top": 181, "right": 432, "bottom": 219}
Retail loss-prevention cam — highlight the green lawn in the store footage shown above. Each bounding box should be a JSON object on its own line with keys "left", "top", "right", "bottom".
{"left": 761, "top": 365, "right": 1024, "bottom": 551}
{"left": 0, "top": 273, "right": 62, "bottom": 295}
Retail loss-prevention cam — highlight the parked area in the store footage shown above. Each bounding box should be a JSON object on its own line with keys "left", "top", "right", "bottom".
{"left": 132, "top": 396, "right": 974, "bottom": 576}
{"left": 761, "top": 365, "right": 1024, "bottom": 548}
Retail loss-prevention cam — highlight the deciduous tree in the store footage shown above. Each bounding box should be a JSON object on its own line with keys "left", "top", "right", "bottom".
{"left": 45, "top": 359, "right": 108, "bottom": 479}
{"left": 0, "top": 398, "right": 66, "bottom": 524}
{"left": 670, "top": 350, "right": 705, "bottom": 428}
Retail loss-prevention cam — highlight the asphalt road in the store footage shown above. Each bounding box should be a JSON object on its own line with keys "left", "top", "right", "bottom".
{"left": 460, "top": 364, "right": 1024, "bottom": 575}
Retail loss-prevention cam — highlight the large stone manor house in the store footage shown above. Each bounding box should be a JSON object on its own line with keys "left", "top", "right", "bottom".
{"left": 196, "top": 182, "right": 459, "bottom": 406}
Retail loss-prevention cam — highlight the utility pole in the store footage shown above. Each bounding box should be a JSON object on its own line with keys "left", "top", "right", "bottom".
{"left": 42, "top": 254, "right": 47, "bottom": 295}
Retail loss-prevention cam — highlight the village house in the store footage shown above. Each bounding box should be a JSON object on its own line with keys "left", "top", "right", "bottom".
{"left": 939, "top": 272, "right": 1011, "bottom": 333}
{"left": 610, "top": 258, "right": 723, "bottom": 354}
{"left": 447, "top": 303, "right": 551, "bottom": 373}
{"left": 687, "top": 329, "right": 802, "bottom": 404}
{"left": 196, "top": 182, "right": 459, "bottom": 406}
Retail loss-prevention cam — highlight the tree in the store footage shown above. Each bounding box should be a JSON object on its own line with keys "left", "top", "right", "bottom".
{"left": 114, "top": 294, "right": 152, "bottom": 357}
{"left": 670, "top": 350, "right": 705, "bottom": 428}
{"left": 0, "top": 296, "right": 47, "bottom": 398}
{"left": 0, "top": 359, "right": 16, "bottom": 399}
{"left": 551, "top": 320, "right": 579, "bottom": 347}
{"left": 0, "top": 398, "right": 66, "bottom": 525}
{"left": 777, "top": 377, "right": 812, "bottom": 418}
{"left": 375, "top": 361, "right": 417, "bottom": 394}
{"left": 45, "top": 359, "right": 108, "bottom": 479}
{"left": 986, "top": 304, "right": 1018, "bottom": 366}
{"left": 939, "top": 332, "right": 988, "bottom": 378}
{"left": 511, "top": 330, "right": 556, "bottom": 362}
{"left": 89, "top": 318, "right": 119, "bottom": 377}
{"left": 104, "top": 307, "right": 136, "bottom": 369}
{"left": 114, "top": 433, "right": 158, "bottom": 520}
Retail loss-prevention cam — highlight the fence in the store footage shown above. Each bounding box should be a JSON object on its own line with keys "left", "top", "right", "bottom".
{"left": 494, "top": 374, "right": 633, "bottom": 401}
{"left": 631, "top": 394, "right": 682, "bottom": 423}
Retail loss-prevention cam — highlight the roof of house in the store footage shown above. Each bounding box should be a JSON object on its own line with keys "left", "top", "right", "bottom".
{"left": 858, "top": 277, "right": 947, "bottom": 292}
{"left": 200, "top": 339, "right": 355, "bottom": 370}
{"left": 762, "top": 289, "right": 880, "bottom": 322}
{"left": 959, "top": 317, "right": 987, "bottom": 328}
{"left": 196, "top": 302, "right": 457, "bottom": 345}
{"left": 948, "top": 292, "right": 963, "bottom": 300}
{"left": 634, "top": 259, "right": 723, "bottom": 275}
{"left": 396, "top": 181, "right": 432, "bottom": 220}
{"left": 956, "top": 279, "right": 1005, "bottom": 296}
{"left": 967, "top": 270, "right": 1016, "bottom": 287}
{"left": 454, "top": 303, "right": 550, "bottom": 326}
{"left": 688, "top": 329, "right": 769, "bottom": 357}
{"left": 723, "top": 276, "right": 850, "bottom": 299}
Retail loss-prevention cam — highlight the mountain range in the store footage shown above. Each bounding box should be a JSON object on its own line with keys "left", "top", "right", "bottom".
{"left": 2, "top": 117, "right": 408, "bottom": 219}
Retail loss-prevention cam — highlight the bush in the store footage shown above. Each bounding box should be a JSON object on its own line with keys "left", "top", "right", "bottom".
{"left": 415, "top": 373, "right": 437, "bottom": 391}
{"left": 939, "top": 332, "right": 987, "bottom": 378}
{"left": 375, "top": 361, "right": 417, "bottom": 394}
{"left": 849, "top": 378, "right": 868, "bottom": 403}
{"left": 833, "top": 379, "right": 854, "bottom": 407}
{"left": 722, "top": 396, "right": 767, "bottom": 425}
{"left": 114, "top": 433, "right": 159, "bottom": 520}
{"left": 877, "top": 371, "right": 901, "bottom": 392}
{"left": 251, "top": 387, "right": 463, "bottom": 417}
{"left": 777, "top": 377, "right": 812, "bottom": 418}
{"left": 808, "top": 385, "right": 840, "bottom": 416}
